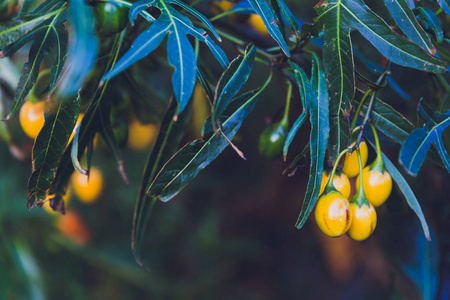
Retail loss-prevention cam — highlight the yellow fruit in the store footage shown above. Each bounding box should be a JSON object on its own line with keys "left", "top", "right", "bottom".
{"left": 71, "top": 167, "right": 104, "bottom": 204}
{"left": 19, "top": 100, "right": 45, "bottom": 139}
{"left": 342, "top": 140, "right": 368, "bottom": 178}
{"left": 248, "top": 14, "right": 269, "bottom": 36}
{"left": 56, "top": 210, "right": 91, "bottom": 245}
{"left": 356, "top": 167, "right": 392, "bottom": 207}
{"left": 127, "top": 119, "right": 158, "bottom": 151}
{"left": 347, "top": 202, "right": 377, "bottom": 241}
{"left": 319, "top": 171, "right": 351, "bottom": 199}
{"left": 214, "top": 0, "right": 234, "bottom": 11}
{"left": 315, "top": 192, "right": 352, "bottom": 237}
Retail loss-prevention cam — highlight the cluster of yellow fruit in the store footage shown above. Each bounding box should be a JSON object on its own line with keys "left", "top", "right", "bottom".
{"left": 315, "top": 138, "right": 393, "bottom": 241}
{"left": 19, "top": 100, "right": 157, "bottom": 151}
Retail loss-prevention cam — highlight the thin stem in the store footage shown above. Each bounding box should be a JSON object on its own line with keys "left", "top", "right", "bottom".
{"left": 351, "top": 89, "right": 371, "bottom": 129}
{"left": 326, "top": 148, "right": 352, "bottom": 191}
{"left": 280, "top": 80, "right": 292, "bottom": 127}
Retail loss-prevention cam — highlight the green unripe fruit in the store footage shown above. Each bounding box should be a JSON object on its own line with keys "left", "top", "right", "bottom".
{"left": 94, "top": 2, "right": 129, "bottom": 37}
{"left": 258, "top": 122, "right": 288, "bottom": 160}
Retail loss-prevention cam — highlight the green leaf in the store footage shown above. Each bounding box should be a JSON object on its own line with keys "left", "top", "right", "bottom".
{"left": 355, "top": 90, "right": 414, "bottom": 143}
{"left": 296, "top": 53, "right": 329, "bottom": 229}
{"left": 148, "top": 74, "right": 272, "bottom": 202}
{"left": 58, "top": 0, "right": 98, "bottom": 97}
{"left": 315, "top": 1, "right": 353, "bottom": 164}
{"left": 132, "top": 98, "right": 191, "bottom": 268}
{"left": 168, "top": 0, "right": 221, "bottom": 41}
{"left": 2, "top": 11, "right": 68, "bottom": 119}
{"left": 399, "top": 110, "right": 450, "bottom": 176}
{"left": 283, "top": 61, "right": 310, "bottom": 159}
{"left": 104, "top": 0, "right": 228, "bottom": 115}
{"left": 247, "top": 0, "right": 290, "bottom": 57}
{"left": 213, "top": 44, "right": 255, "bottom": 127}
{"left": 381, "top": 150, "right": 430, "bottom": 240}
{"left": 273, "top": 0, "right": 299, "bottom": 39}
{"left": 414, "top": 7, "right": 443, "bottom": 45}
{"left": 438, "top": 0, "right": 450, "bottom": 17}
{"left": 384, "top": 0, "right": 434, "bottom": 54}
{"left": 315, "top": 0, "right": 447, "bottom": 74}
{"left": 27, "top": 96, "right": 80, "bottom": 209}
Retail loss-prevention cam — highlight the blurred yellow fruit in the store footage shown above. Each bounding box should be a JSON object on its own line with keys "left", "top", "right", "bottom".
{"left": 71, "top": 167, "right": 104, "bottom": 204}
{"left": 19, "top": 100, "right": 45, "bottom": 139}
{"left": 127, "top": 119, "right": 158, "bottom": 151}
{"left": 248, "top": 14, "right": 269, "bottom": 36}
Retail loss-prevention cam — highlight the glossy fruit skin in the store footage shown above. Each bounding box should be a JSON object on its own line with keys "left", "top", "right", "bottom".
{"left": 127, "top": 119, "right": 157, "bottom": 151}
{"left": 0, "top": 0, "right": 19, "bottom": 21}
{"left": 342, "top": 140, "right": 368, "bottom": 178}
{"left": 319, "top": 171, "right": 351, "bottom": 199}
{"left": 248, "top": 14, "right": 269, "bottom": 36}
{"left": 71, "top": 167, "right": 104, "bottom": 204}
{"left": 347, "top": 202, "right": 377, "bottom": 241}
{"left": 19, "top": 101, "right": 45, "bottom": 139}
{"left": 94, "top": 2, "right": 129, "bottom": 36}
{"left": 315, "top": 192, "right": 352, "bottom": 237}
{"left": 356, "top": 167, "right": 392, "bottom": 207}
{"left": 258, "top": 123, "right": 288, "bottom": 160}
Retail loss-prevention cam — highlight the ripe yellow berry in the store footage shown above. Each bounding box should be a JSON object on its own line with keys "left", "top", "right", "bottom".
{"left": 71, "top": 167, "right": 104, "bottom": 204}
{"left": 19, "top": 100, "right": 45, "bottom": 139}
{"left": 356, "top": 167, "right": 392, "bottom": 207}
{"left": 347, "top": 202, "right": 377, "bottom": 241}
{"left": 319, "top": 171, "right": 351, "bottom": 199}
{"left": 127, "top": 119, "right": 158, "bottom": 151}
{"left": 248, "top": 14, "right": 269, "bottom": 36}
{"left": 315, "top": 192, "right": 352, "bottom": 237}
{"left": 342, "top": 140, "right": 368, "bottom": 178}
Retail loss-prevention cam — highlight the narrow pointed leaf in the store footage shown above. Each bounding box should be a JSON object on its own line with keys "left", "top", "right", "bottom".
{"left": 213, "top": 44, "right": 255, "bottom": 126}
{"left": 284, "top": 61, "right": 311, "bottom": 158}
{"left": 148, "top": 74, "right": 272, "bottom": 202}
{"left": 58, "top": 0, "right": 98, "bottom": 97}
{"left": 414, "top": 7, "right": 443, "bottom": 45}
{"left": 247, "top": 0, "right": 290, "bottom": 56}
{"left": 27, "top": 96, "right": 79, "bottom": 208}
{"left": 315, "top": 1, "right": 354, "bottom": 163}
{"left": 132, "top": 98, "right": 191, "bottom": 268}
{"left": 168, "top": 0, "right": 221, "bottom": 41}
{"left": 399, "top": 113, "right": 450, "bottom": 175}
{"left": 273, "top": 0, "right": 299, "bottom": 38}
{"left": 381, "top": 150, "right": 430, "bottom": 240}
{"left": 296, "top": 54, "right": 329, "bottom": 229}
{"left": 438, "top": 0, "right": 450, "bottom": 17}
{"left": 105, "top": 0, "right": 228, "bottom": 115}
{"left": 384, "top": 0, "right": 434, "bottom": 54}
{"left": 341, "top": 0, "right": 446, "bottom": 73}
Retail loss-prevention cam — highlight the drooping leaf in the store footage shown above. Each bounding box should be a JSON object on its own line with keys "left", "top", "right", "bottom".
{"left": 27, "top": 95, "right": 80, "bottom": 209}
{"left": 315, "top": 0, "right": 447, "bottom": 74}
{"left": 296, "top": 53, "right": 329, "bottom": 229}
{"left": 384, "top": 0, "right": 434, "bottom": 54}
{"left": 414, "top": 7, "right": 444, "bottom": 44}
{"left": 132, "top": 98, "right": 192, "bottom": 268}
{"left": 247, "top": 0, "right": 290, "bottom": 56}
{"left": 2, "top": 12, "right": 68, "bottom": 120}
{"left": 213, "top": 44, "right": 255, "bottom": 127}
{"left": 380, "top": 150, "right": 430, "bottom": 240}
{"left": 315, "top": 2, "right": 353, "bottom": 164}
{"left": 272, "top": 0, "right": 299, "bottom": 40}
{"left": 148, "top": 74, "right": 272, "bottom": 202}
{"left": 399, "top": 109, "right": 450, "bottom": 176}
{"left": 283, "top": 61, "right": 311, "bottom": 159}
{"left": 58, "top": 0, "right": 98, "bottom": 97}
{"left": 104, "top": 0, "right": 228, "bottom": 115}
